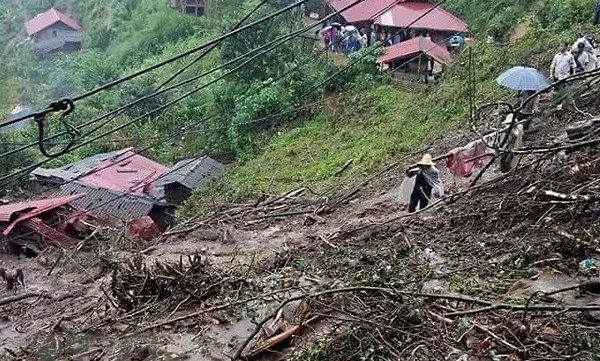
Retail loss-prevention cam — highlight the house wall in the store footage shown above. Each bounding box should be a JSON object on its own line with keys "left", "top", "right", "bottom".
{"left": 388, "top": 55, "right": 432, "bottom": 75}
{"left": 164, "top": 183, "right": 192, "bottom": 206}
{"left": 149, "top": 205, "right": 176, "bottom": 231}
{"left": 34, "top": 22, "right": 73, "bottom": 41}
{"left": 33, "top": 22, "right": 82, "bottom": 53}
{"left": 170, "top": 0, "right": 206, "bottom": 15}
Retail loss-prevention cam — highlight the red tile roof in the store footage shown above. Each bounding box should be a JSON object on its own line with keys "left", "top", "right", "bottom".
{"left": 325, "top": 0, "right": 467, "bottom": 33}
{"left": 326, "top": 0, "right": 399, "bottom": 24}
{"left": 376, "top": 36, "right": 451, "bottom": 64}
{"left": 79, "top": 151, "right": 169, "bottom": 195}
{"left": 24, "top": 8, "right": 82, "bottom": 36}
{"left": 0, "top": 194, "right": 86, "bottom": 235}
{"left": 374, "top": 2, "right": 468, "bottom": 32}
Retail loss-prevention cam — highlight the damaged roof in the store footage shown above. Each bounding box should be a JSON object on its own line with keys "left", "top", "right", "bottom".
{"left": 154, "top": 156, "right": 224, "bottom": 190}
{"left": 56, "top": 182, "right": 167, "bottom": 220}
{"left": 0, "top": 194, "right": 86, "bottom": 235}
{"left": 31, "top": 148, "right": 132, "bottom": 182}
{"left": 78, "top": 150, "right": 169, "bottom": 194}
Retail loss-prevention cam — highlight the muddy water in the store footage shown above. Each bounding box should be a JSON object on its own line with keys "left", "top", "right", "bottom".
{"left": 29, "top": 332, "right": 202, "bottom": 360}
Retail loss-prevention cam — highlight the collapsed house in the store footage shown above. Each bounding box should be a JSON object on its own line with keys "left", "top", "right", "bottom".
{"left": 30, "top": 149, "right": 224, "bottom": 230}
{"left": 0, "top": 194, "right": 88, "bottom": 256}
{"left": 153, "top": 157, "right": 224, "bottom": 205}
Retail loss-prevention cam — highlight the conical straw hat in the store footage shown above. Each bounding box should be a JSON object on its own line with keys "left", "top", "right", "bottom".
{"left": 417, "top": 153, "right": 435, "bottom": 166}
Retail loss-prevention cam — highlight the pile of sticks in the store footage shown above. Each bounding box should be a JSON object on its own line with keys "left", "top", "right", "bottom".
{"left": 110, "top": 253, "right": 226, "bottom": 312}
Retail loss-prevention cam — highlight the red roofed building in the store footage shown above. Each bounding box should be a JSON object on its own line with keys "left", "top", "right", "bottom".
{"left": 324, "top": 0, "right": 467, "bottom": 49}
{"left": 0, "top": 194, "right": 86, "bottom": 254}
{"left": 78, "top": 151, "right": 170, "bottom": 195}
{"left": 24, "top": 8, "right": 83, "bottom": 54}
{"left": 377, "top": 36, "right": 451, "bottom": 77}
{"left": 375, "top": 2, "right": 468, "bottom": 33}
{"left": 325, "top": 0, "right": 399, "bottom": 24}
{"left": 377, "top": 36, "right": 451, "bottom": 65}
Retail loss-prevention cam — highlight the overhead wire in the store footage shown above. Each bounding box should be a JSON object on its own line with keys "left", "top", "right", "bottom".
{"left": 1, "top": 0, "right": 452, "bottom": 188}
{"left": 0, "top": 0, "right": 361, "bottom": 160}
{"left": 0, "top": 0, "right": 274, "bottom": 158}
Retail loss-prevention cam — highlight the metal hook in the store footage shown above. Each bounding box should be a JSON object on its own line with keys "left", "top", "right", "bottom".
{"left": 34, "top": 99, "right": 79, "bottom": 158}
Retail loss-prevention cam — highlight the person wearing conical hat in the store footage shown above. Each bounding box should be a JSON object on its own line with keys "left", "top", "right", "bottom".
{"left": 406, "top": 153, "right": 443, "bottom": 213}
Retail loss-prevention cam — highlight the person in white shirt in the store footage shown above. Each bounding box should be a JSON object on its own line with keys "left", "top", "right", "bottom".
{"left": 550, "top": 43, "right": 575, "bottom": 81}
{"left": 572, "top": 37, "right": 597, "bottom": 71}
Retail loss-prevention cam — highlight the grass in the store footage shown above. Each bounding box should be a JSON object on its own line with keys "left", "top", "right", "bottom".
{"left": 179, "top": 84, "right": 460, "bottom": 218}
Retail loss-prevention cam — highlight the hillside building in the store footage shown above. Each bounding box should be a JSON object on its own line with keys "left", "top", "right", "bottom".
{"left": 24, "top": 8, "right": 83, "bottom": 54}
{"left": 169, "top": 0, "right": 206, "bottom": 16}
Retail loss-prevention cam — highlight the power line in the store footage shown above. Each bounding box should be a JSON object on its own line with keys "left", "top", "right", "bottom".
{"left": 2, "top": 3, "right": 456, "bottom": 191}
{"left": 155, "top": 0, "right": 272, "bottom": 92}
{"left": 1, "top": 0, "right": 404, "bottom": 158}
{"left": 1, "top": 0, "right": 452, "bottom": 187}
{"left": 0, "top": 1, "right": 329, "bottom": 160}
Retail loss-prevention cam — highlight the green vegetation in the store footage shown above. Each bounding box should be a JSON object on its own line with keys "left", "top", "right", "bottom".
{"left": 0, "top": 0, "right": 335, "bottom": 178}
{"left": 446, "top": 0, "right": 598, "bottom": 39}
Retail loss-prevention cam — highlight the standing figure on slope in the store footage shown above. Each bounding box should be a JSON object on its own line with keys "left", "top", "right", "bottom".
{"left": 405, "top": 154, "right": 444, "bottom": 213}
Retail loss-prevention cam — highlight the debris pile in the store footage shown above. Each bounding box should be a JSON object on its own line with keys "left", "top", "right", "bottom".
{"left": 110, "top": 253, "right": 227, "bottom": 312}
{"left": 268, "top": 90, "right": 600, "bottom": 359}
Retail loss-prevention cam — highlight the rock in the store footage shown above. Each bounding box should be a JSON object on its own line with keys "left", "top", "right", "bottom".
{"left": 158, "top": 344, "right": 185, "bottom": 356}
{"left": 37, "top": 255, "right": 50, "bottom": 267}
{"left": 130, "top": 346, "right": 150, "bottom": 361}
{"left": 112, "top": 322, "right": 129, "bottom": 332}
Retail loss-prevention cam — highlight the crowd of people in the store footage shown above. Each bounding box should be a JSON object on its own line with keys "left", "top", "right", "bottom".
{"left": 550, "top": 34, "right": 599, "bottom": 82}
{"left": 317, "top": 23, "right": 444, "bottom": 56}
{"left": 319, "top": 23, "right": 367, "bottom": 55}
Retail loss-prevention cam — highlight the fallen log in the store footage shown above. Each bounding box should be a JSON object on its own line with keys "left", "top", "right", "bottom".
{"left": 566, "top": 118, "right": 600, "bottom": 141}
{"left": 0, "top": 292, "right": 50, "bottom": 306}
{"left": 243, "top": 316, "right": 319, "bottom": 360}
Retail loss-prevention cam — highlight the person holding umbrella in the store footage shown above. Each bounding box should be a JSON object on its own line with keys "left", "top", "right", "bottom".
{"left": 497, "top": 65, "right": 548, "bottom": 128}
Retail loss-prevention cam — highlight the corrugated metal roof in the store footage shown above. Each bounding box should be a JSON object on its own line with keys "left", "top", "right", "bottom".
{"left": 31, "top": 148, "right": 132, "bottom": 182}
{"left": 155, "top": 156, "right": 224, "bottom": 190}
{"left": 22, "top": 217, "right": 70, "bottom": 245}
{"left": 374, "top": 2, "right": 468, "bottom": 33}
{"left": 79, "top": 151, "right": 169, "bottom": 194}
{"left": 56, "top": 182, "right": 160, "bottom": 220}
{"left": 24, "top": 8, "right": 83, "bottom": 36}
{"left": 377, "top": 36, "right": 451, "bottom": 64}
{"left": 0, "top": 194, "right": 86, "bottom": 234}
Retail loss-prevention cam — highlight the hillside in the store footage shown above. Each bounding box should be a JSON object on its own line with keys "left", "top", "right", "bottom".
{"left": 2, "top": 0, "right": 600, "bottom": 360}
